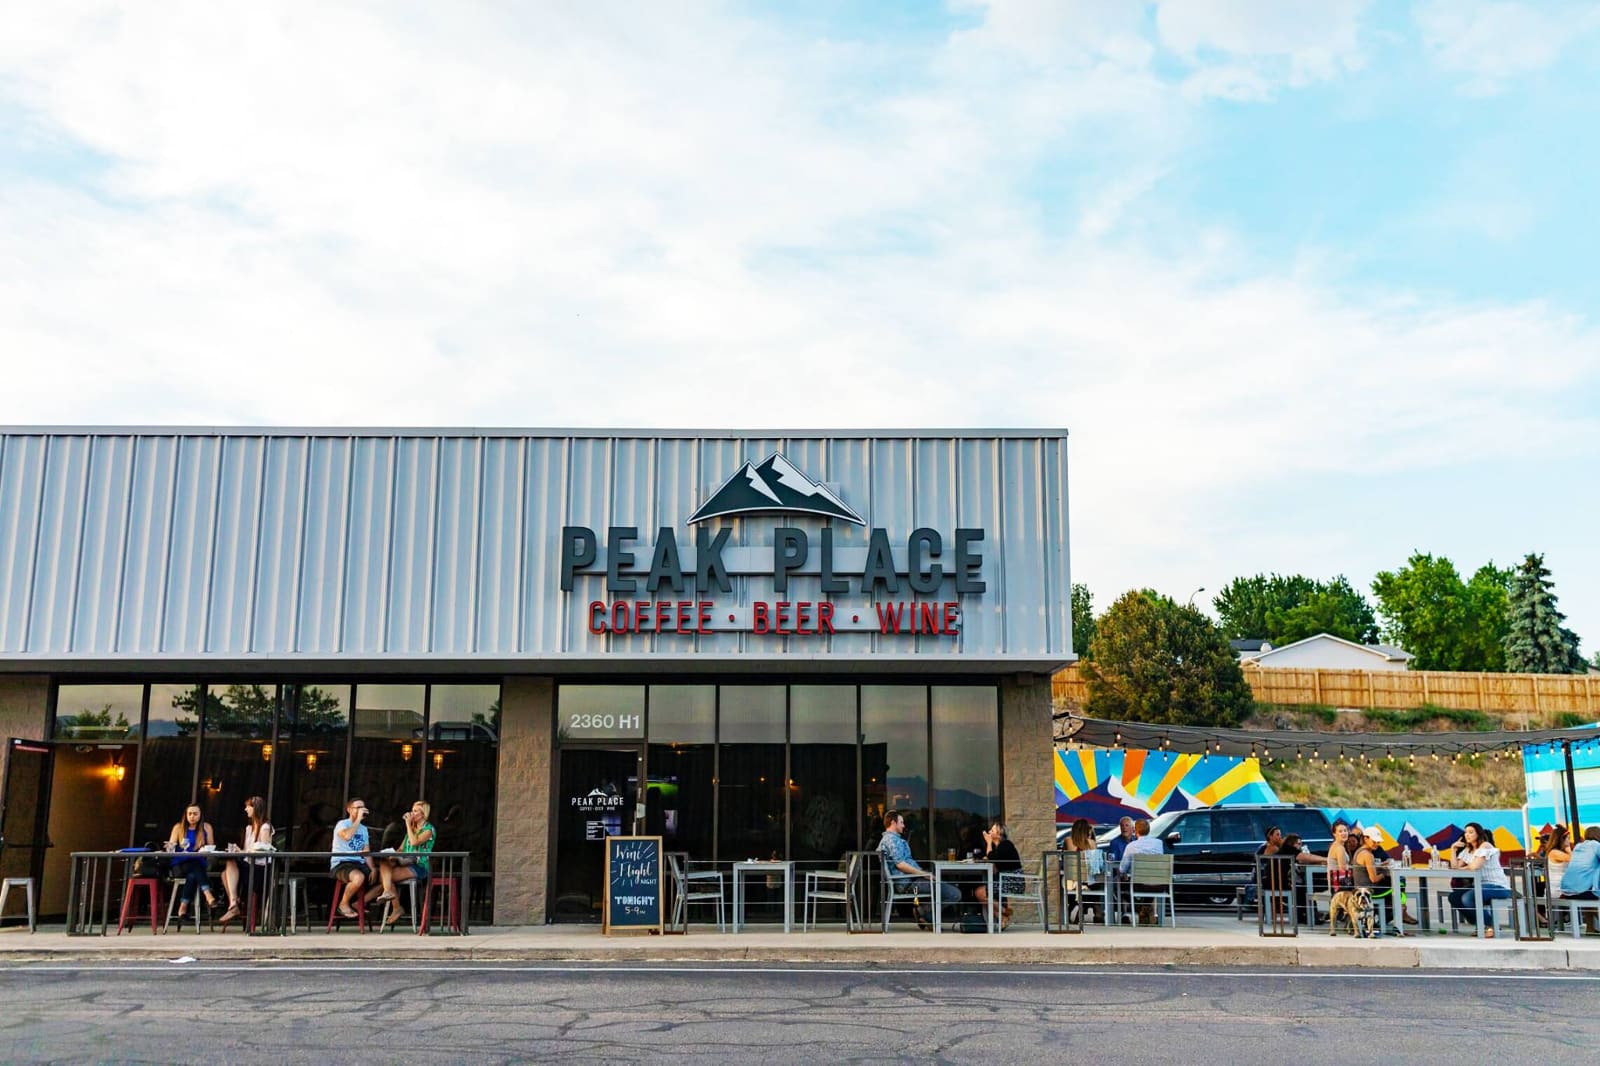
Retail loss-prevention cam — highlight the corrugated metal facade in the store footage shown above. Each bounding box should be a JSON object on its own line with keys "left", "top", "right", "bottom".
{"left": 0, "top": 430, "right": 1070, "bottom": 670}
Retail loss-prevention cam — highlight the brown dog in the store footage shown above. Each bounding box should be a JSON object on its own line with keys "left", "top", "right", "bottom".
{"left": 1328, "top": 890, "right": 1363, "bottom": 936}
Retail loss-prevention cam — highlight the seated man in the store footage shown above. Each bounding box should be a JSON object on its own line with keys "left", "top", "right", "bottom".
{"left": 1559, "top": 827, "right": 1600, "bottom": 935}
{"left": 1106, "top": 817, "right": 1136, "bottom": 867}
{"left": 329, "top": 797, "right": 376, "bottom": 920}
{"left": 1119, "top": 818, "right": 1165, "bottom": 924}
{"left": 877, "top": 809, "right": 959, "bottom": 927}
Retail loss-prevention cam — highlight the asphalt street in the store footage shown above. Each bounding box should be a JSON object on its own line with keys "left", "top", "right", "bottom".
{"left": 3, "top": 962, "right": 1596, "bottom": 1064}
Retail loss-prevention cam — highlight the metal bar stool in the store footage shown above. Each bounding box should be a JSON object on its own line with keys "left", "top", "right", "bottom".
{"left": 0, "top": 876, "right": 36, "bottom": 933}
{"left": 418, "top": 875, "right": 461, "bottom": 935}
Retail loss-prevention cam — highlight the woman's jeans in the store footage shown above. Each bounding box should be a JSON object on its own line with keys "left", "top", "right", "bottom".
{"left": 174, "top": 860, "right": 211, "bottom": 904}
{"left": 1448, "top": 883, "right": 1512, "bottom": 926}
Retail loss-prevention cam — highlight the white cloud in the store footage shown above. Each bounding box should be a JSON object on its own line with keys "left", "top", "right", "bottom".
{"left": 0, "top": 3, "right": 1598, "bottom": 643}
{"left": 1415, "top": 0, "right": 1600, "bottom": 94}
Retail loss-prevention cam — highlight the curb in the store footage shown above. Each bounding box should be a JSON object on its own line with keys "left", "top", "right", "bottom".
{"left": 1, "top": 943, "right": 1592, "bottom": 970}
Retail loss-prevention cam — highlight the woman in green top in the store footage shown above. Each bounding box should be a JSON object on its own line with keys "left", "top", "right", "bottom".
{"left": 369, "top": 799, "right": 435, "bottom": 929}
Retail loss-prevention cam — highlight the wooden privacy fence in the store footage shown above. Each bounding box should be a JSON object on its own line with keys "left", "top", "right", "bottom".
{"left": 1052, "top": 662, "right": 1600, "bottom": 717}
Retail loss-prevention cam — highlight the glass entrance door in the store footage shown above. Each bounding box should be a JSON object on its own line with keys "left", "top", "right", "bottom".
{"left": 552, "top": 747, "right": 642, "bottom": 923}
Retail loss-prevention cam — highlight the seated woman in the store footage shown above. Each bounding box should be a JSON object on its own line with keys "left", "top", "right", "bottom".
{"left": 1448, "top": 822, "right": 1513, "bottom": 938}
{"left": 367, "top": 799, "right": 435, "bottom": 929}
{"left": 1059, "top": 817, "right": 1096, "bottom": 922}
{"left": 971, "top": 821, "right": 1023, "bottom": 929}
{"left": 166, "top": 804, "right": 218, "bottom": 919}
{"left": 219, "top": 796, "right": 273, "bottom": 930}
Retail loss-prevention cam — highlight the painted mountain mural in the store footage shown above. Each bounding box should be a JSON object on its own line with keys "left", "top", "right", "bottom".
{"left": 689, "top": 453, "right": 865, "bottom": 525}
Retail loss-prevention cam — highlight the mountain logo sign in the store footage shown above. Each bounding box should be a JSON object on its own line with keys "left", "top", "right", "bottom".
{"left": 688, "top": 453, "right": 865, "bottom": 526}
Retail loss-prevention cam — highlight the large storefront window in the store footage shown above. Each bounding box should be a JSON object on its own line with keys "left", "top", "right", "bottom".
{"left": 790, "top": 685, "right": 857, "bottom": 861}
{"left": 50, "top": 678, "right": 502, "bottom": 920}
{"left": 425, "top": 683, "right": 500, "bottom": 920}
{"left": 135, "top": 684, "right": 199, "bottom": 845}
{"left": 716, "top": 686, "right": 785, "bottom": 861}
{"left": 555, "top": 681, "right": 996, "bottom": 874}
{"left": 930, "top": 686, "right": 1001, "bottom": 859}
{"left": 198, "top": 684, "right": 278, "bottom": 845}
{"left": 861, "top": 685, "right": 929, "bottom": 857}
{"left": 646, "top": 685, "right": 714, "bottom": 858}
{"left": 279, "top": 684, "right": 351, "bottom": 851}
{"left": 351, "top": 684, "right": 426, "bottom": 849}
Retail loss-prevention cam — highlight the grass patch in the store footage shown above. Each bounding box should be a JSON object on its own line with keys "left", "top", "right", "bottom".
{"left": 1555, "top": 711, "right": 1596, "bottom": 729}
{"left": 1363, "top": 705, "right": 1496, "bottom": 732}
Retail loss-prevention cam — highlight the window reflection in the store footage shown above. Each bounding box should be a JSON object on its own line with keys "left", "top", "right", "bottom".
{"left": 279, "top": 684, "right": 350, "bottom": 851}
{"left": 53, "top": 685, "right": 141, "bottom": 741}
{"left": 647, "top": 685, "right": 715, "bottom": 861}
{"left": 861, "top": 686, "right": 928, "bottom": 858}
{"left": 426, "top": 684, "right": 500, "bottom": 922}
{"left": 930, "top": 686, "right": 1000, "bottom": 860}
{"left": 134, "top": 684, "right": 198, "bottom": 846}
{"left": 198, "top": 684, "right": 278, "bottom": 846}
{"left": 790, "top": 686, "right": 856, "bottom": 862}
{"left": 716, "top": 686, "right": 785, "bottom": 861}
{"left": 352, "top": 684, "right": 425, "bottom": 849}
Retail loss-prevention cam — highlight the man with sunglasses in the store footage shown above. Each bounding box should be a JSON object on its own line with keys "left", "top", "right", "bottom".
{"left": 331, "top": 797, "right": 375, "bottom": 919}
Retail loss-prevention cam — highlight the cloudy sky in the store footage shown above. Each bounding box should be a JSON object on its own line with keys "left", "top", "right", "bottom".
{"left": 2, "top": 2, "right": 1598, "bottom": 654}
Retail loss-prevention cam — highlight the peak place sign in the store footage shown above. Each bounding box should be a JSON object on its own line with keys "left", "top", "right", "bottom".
{"left": 558, "top": 454, "right": 985, "bottom": 639}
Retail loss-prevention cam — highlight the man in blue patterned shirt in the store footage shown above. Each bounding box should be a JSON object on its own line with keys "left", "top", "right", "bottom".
{"left": 877, "top": 809, "right": 959, "bottom": 925}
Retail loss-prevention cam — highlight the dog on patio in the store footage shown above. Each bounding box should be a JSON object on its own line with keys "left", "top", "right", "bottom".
{"left": 1327, "top": 889, "right": 1364, "bottom": 936}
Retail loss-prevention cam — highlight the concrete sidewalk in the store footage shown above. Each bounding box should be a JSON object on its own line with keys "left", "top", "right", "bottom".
{"left": 4, "top": 916, "right": 1598, "bottom": 970}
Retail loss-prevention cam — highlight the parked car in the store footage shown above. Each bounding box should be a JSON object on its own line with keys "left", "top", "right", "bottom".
{"left": 1095, "top": 804, "right": 1334, "bottom": 907}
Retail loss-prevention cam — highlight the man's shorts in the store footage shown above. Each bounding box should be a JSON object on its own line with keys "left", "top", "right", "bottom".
{"left": 333, "top": 862, "right": 367, "bottom": 882}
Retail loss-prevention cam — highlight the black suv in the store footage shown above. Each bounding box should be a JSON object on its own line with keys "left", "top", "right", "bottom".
{"left": 1145, "top": 804, "right": 1335, "bottom": 907}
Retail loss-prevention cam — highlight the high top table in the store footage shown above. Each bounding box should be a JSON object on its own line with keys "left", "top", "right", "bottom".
{"left": 731, "top": 860, "right": 794, "bottom": 933}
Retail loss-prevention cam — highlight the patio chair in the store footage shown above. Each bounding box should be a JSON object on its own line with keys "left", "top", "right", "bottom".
{"left": 669, "top": 855, "right": 725, "bottom": 931}
{"left": 998, "top": 856, "right": 1047, "bottom": 930}
{"left": 1126, "top": 854, "right": 1176, "bottom": 927}
{"left": 879, "top": 854, "right": 925, "bottom": 932}
{"left": 802, "top": 853, "right": 861, "bottom": 931}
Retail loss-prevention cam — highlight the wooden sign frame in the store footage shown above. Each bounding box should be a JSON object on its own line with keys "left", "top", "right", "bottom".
{"left": 603, "top": 834, "right": 664, "bottom": 936}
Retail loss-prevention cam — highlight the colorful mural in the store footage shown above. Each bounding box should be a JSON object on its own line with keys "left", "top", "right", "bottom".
{"left": 1055, "top": 749, "right": 1277, "bottom": 824}
{"left": 1522, "top": 732, "right": 1600, "bottom": 834}
{"left": 1056, "top": 748, "right": 1529, "bottom": 856}
{"left": 1326, "top": 808, "right": 1528, "bottom": 859}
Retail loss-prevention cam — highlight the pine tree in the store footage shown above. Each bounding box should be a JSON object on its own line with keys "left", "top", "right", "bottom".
{"left": 1502, "top": 553, "right": 1583, "bottom": 674}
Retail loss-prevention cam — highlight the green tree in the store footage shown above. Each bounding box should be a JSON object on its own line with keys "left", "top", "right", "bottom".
{"left": 1214, "top": 573, "right": 1377, "bottom": 645}
{"left": 170, "top": 684, "right": 346, "bottom": 736}
{"left": 1082, "top": 589, "right": 1254, "bottom": 727}
{"left": 1371, "top": 552, "right": 1510, "bottom": 671}
{"left": 55, "top": 703, "right": 132, "bottom": 738}
{"left": 1071, "top": 582, "right": 1096, "bottom": 659}
{"left": 1214, "top": 574, "right": 1317, "bottom": 640}
{"left": 1503, "top": 553, "right": 1585, "bottom": 673}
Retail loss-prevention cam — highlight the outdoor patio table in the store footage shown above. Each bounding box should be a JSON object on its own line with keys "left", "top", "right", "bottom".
{"left": 731, "top": 860, "right": 794, "bottom": 933}
{"left": 1386, "top": 864, "right": 1487, "bottom": 939}
{"left": 931, "top": 860, "right": 994, "bottom": 934}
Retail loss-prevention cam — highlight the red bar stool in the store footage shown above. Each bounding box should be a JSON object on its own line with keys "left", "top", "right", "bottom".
{"left": 326, "top": 878, "right": 368, "bottom": 933}
{"left": 117, "top": 877, "right": 163, "bottom": 935}
{"left": 418, "top": 875, "right": 461, "bottom": 935}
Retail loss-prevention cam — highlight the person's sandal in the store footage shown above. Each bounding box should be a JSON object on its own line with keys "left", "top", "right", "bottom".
{"left": 383, "top": 908, "right": 402, "bottom": 930}
{"left": 218, "top": 905, "right": 241, "bottom": 930}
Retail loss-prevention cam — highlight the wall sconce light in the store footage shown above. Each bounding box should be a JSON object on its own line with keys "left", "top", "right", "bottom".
{"left": 305, "top": 751, "right": 318, "bottom": 772}
{"left": 401, "top": 743, "right": 414, "bottom": 762}
{"left": 432, "top": 751, "right": 444, "bottom": 771}
{"left": 261, "top": 743, "right": 273, "bottom": 763}
{"left": 113, "top": 763, "right": 126, "bottom": 782}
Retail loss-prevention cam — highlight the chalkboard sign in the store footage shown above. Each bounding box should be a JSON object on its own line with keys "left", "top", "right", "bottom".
{"left": 604, "top": 835, "right": 663, "bottom": 935}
